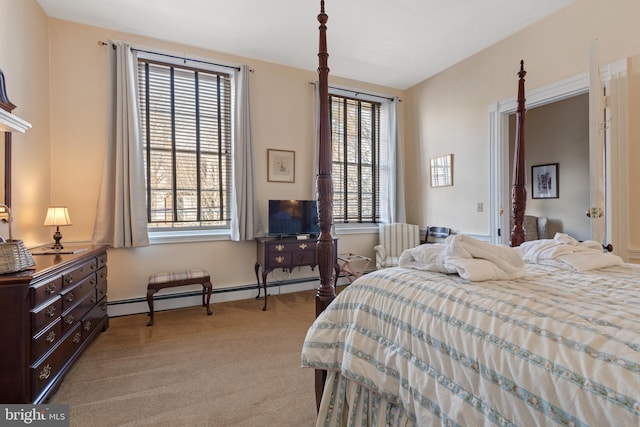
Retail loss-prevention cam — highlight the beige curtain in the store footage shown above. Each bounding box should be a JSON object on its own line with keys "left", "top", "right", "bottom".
{"left": 92, "top": 41, "right": 149, "bottom": 248}
{"left": 230, "top": 65, "right": 263, "bottom": 241}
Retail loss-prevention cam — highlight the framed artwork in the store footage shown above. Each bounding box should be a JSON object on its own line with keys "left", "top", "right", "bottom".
{"left": 531, "top": 163, "right": 559, "bottom": 199}
{"left": 267, "top": 149, "right": 295, "bottom": 183}
{"left": 430, "top": 154, "right": 453, "bottom": 187}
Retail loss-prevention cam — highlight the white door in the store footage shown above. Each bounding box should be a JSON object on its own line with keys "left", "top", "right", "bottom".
{"left": 587, "top": 45, "right": 606, "bottom": 245}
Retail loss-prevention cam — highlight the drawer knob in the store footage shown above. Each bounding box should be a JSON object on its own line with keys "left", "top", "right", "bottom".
{"left": 46, "top": 305, "right": 56, "bottom": 317}
{"left": 275, "top": 256, "right": 285, "bottom": 264}
{"left": 45, "top": 283, "right": 57, "bottom": 295}
{"left": 299, "top": 243, "right": 308, "bottom": 250}
{"left": 64, "top": 275, "right": 73, "bottom": 285}
{"left": 275, "top": 244, "right": 285, "bottom": 252}
{"left": 65, "top": 293, "right": 74, "bottom": 302}
{"left": 45, "top": 331, "right": 56, "bottom": 343}
{"left": 65, "top": 315, "right": 74, "bottom": 325}
{"left": 90, "top": 296, "right": 97, "bottom": 304}
{"left": 38, "top": 364, "right": 52, "bottom": 381}
{"left": 83, "top": 321, "right": 92, "bottom": 331}
{"left": 73, "top": 332, "right": 82, "bottom": 344}
{"left": 90, "top": 278, "right": 96, "bottom": 286}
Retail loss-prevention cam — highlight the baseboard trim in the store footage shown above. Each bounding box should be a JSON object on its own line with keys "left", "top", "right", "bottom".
{"left": 107, "top": 275, "right": 351, "bottom": 317}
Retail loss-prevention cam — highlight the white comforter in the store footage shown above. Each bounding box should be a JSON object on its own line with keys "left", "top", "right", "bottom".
{"left": 516, "top": 232, "right": 623, "bottom": 271}
{"left": 398, "top": 234, "right": 526, "bottom": 281}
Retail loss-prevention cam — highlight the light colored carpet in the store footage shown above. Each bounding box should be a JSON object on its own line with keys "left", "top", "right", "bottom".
{"left": 49, "top": 290, "right": 319, "bottom": 426}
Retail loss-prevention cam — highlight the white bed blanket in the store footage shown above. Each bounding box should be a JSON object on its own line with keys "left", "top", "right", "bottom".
{"left": 398, "top": 234, "right": 526, "bottom": 281}
{"left": 516, "top": 233, "right": 623, "bottom": 271}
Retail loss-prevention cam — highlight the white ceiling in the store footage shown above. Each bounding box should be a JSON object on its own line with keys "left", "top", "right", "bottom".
{"left": 36, "top": 0, "right": 574, "bottom": 90}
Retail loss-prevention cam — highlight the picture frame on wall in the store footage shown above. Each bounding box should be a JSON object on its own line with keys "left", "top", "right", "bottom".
{"left": 267, "top": 149, "right": 295, "bottom": 183}
{"left": 531, "top": 163, "right": 559, "bottom": 199}
{"left": 430, "top": 154, "right": 453, "bottom": 187}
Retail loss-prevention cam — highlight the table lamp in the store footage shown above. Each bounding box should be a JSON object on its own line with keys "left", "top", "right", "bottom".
{"left": 43, "top": 206, "right": 72, "bottom": 250}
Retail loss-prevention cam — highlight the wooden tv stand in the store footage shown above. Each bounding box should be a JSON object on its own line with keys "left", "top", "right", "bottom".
{"left": 254, "top": 236, "right": 338, "bottom": 311}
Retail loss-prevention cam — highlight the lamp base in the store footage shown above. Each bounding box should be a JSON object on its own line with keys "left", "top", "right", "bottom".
{"left": 52, "top": 228, "right": 64, "bottom": 250}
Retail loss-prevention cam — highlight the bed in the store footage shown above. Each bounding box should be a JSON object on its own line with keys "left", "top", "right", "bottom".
{"left": 304, "top": 1, "right": 640, "bottom": 426}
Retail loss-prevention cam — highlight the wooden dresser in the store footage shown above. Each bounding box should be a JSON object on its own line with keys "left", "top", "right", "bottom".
{"left": 255, "top": 237, "right": 338, "bottom": 311}
{"left": 0, "top": 245, "right": 108, "bottom": 403}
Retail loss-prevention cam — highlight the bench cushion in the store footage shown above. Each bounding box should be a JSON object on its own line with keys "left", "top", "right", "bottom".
{"left": 149, "top": 269, "right": 209, "bottom": 284}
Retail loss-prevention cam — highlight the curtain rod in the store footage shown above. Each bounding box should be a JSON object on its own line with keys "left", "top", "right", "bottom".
{"left": 98, "top": 40, "right": 245, "bottom": 72}
{"left": 309, "top": 81, "right": 399, "bottom": 102}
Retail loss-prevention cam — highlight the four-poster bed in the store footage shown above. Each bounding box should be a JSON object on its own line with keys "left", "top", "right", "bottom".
{"left": 305, "top": 1, "right": 640, "bottom": 426}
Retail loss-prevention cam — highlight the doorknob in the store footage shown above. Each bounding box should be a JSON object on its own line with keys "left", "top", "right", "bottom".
{"left": 585, "top": 207, "right": 604, "bottom": 218}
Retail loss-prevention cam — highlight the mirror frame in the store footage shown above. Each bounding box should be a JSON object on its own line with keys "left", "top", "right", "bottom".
{"left": 0, "top": 69, "right": 16, "bottom": 208}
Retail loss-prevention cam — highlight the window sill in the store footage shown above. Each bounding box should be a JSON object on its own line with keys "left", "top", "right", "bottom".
{"left": 334, "top": 224, "right": 379, "bottom": 235}
{"left": 148, "top": 229, "right": 231, "bottom": 245}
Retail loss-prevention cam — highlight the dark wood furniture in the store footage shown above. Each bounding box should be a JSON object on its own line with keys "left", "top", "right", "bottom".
{"left": 255, "top": 237, "right": 338, "bottom": 311}
{"left": 146, "top": 269, "right": 212, "bottom": 326}
{"left": 310, "top": 0, "right": 529, "bottom": 409}
{"left": 0, "top": 245, "right": 108, "bottom": 403}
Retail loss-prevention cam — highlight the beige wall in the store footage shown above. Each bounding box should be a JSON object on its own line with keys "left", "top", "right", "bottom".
{"left": 405, "top": 0, "right": 640, "bottom": 258}
{"left": 0, "top": 0, "right": 51, "bottom": 245}
{"left": 2, "top": 1, "right": 402, "bottom": 304}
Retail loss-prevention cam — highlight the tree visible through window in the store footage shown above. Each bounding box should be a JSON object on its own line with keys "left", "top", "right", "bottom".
{"left": 138, "top": 59, "right": 232, "bottom": 230}
{"left": 330, "top": 94, "right": 381, "bottom": 223}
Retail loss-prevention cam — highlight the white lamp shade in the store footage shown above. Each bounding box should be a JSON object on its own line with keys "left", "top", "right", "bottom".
{"left": 43, "top": 206, "right": 72, "bottom": 227}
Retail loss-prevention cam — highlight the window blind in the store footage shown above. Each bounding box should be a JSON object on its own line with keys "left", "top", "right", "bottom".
{"left": 138, "top": 60, "right": 232, "bottom": 229}
{"left": 330, "top": 95, "right": 381, "bottom": 223}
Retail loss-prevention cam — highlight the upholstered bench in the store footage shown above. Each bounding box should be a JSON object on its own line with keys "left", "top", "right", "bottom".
{"left": 146, "top": 269, "right": 213, "bottom": 326}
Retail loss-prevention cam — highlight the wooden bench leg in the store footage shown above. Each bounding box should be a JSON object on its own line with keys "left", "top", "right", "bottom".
{"left": 147, "top": 288, "right": 158, "bottom": 327}
{"left": 203, "top": 280, "right": 213, "bottom": 316}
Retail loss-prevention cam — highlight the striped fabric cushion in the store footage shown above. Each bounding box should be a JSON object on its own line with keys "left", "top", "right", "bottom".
{"left": 149, "top": 269, "right": 209, "bottom": 284}
{"left": 379, "top": 223, "right": 420, "bottom": 258}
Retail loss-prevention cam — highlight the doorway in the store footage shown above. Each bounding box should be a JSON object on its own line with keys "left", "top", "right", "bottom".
{"left": 508, "top": 93, "right": 590, "bottom": 240}
{"left": 488, "top": 59, "right": 628, "bottom": 258}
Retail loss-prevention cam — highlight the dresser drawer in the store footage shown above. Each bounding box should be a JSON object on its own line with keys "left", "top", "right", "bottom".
{"left": 31, "top": 296, "right": 62, "bottom": 336}
{"left": 292, "top": 251, "right": 315, "bottom": 265}
{"left": 62, "top": 257, "right": 98, "bottom": 289}
{"left": 31, "top": 277, "right": 63, "bottom": 308}
{"left": 31, "top": 317, "right": 63, "bottom": 362}
{"left": 266, "top": 252, "right": 292, "bottom": 268}
{"left": 270, "top": 241, "right": 315, "bottom": 253}
{"left": 61, "top": 292, "right": 94, "bottom": 333}
{"left": 60, "top": 273, "right": 96, "bottom": 311}
{"left": 31, "top": 323, "right": 82, "bottom": 400}
{"left": 96, "top": 266, "right": 107, "bottom": 302}
{"left": 97, "top": 252, "right": 107, "bottom": 270}
{"left": 82, "top": 298, "right": 108, "bottom": 340}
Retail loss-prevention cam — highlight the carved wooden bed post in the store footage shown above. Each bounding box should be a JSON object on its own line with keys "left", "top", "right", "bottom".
{"left": 510, "top": 60, "right": 527, "bottom": 247}
{"left": 314, "top": 0, "right": 335, "bottom": 409}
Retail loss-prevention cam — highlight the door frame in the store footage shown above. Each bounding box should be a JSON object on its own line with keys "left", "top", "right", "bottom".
{"left": 488, "top": 59, "right": 628, "bottom": 259}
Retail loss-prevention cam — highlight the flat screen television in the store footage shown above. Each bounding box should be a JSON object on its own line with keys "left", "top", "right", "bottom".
{"left": 268, "top": 199, "right": 320, "bottom": 237}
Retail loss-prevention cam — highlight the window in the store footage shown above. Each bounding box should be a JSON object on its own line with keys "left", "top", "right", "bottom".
{"left": 330, "top": 94, "right": 382, "bottom": 224}
{"left": 137, "top": 58, "right": 232, "bottom": 231}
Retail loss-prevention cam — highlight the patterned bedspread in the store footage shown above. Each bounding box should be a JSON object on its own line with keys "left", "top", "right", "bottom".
{"left": 302, "top": 263, "right": 640, "bottom": 426}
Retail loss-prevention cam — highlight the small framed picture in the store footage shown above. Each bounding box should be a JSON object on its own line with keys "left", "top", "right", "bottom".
{"left": 531, "top": 163, "right": 559, "bottom": 199}
{"left": 267, "top": 149, "right": 295, "bottom": 183}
